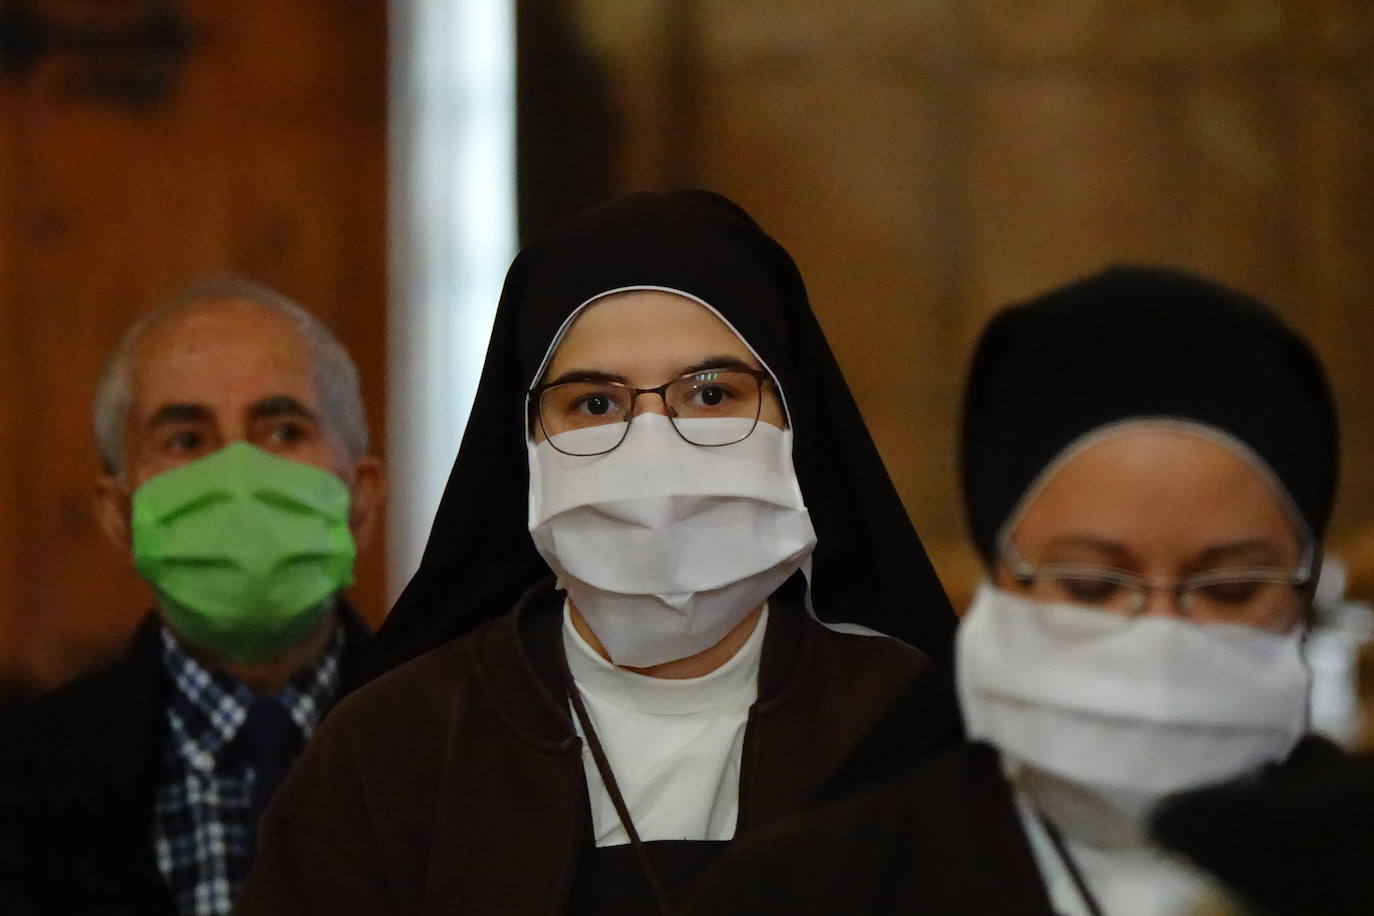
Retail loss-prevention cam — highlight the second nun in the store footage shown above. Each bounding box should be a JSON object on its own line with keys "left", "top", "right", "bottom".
{"left": 238, "top": 191, "right": 960, "bottom": 915}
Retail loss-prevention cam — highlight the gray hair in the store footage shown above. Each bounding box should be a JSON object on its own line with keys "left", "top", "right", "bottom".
{"left": 93, "top": 274, "right": 369, "bottom": 476}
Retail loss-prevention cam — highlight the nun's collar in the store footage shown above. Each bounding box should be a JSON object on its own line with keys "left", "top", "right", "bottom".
{"left": 465, "top": 579, "right": 814, "bottom": 751}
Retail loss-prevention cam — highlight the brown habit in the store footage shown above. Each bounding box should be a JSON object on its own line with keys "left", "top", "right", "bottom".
{"left": 236, "top": 581, "right": 958, "bottom": 914}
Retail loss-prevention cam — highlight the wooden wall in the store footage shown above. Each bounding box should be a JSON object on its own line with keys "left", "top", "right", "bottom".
{"left": 5, "top": 1, "right": 1371, "bottom": 690}
{"left": 0, "top": 0, "right": 388, "bottom": 691}
{"left": 533, "top": 0, "right": 1374, "bottom": 611}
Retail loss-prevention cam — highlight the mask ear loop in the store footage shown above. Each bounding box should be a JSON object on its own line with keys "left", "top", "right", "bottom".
{"left": 566, "top": 683, "right": 672, "bottom": 916}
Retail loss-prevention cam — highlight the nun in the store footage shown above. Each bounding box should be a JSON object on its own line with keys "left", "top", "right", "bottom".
{"left": 237, "top": 191, "right": 960, "bottom": 914}
{"left": 683, "top": 265, "right": 1340, "bottom": 915}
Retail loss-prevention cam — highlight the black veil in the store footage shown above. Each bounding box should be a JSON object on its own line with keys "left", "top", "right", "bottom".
{"left": 367, "top": 191, "right": 954, "bottom": 676}
{"left": 960, "top": 265, "right": 1338, "bottom": 563}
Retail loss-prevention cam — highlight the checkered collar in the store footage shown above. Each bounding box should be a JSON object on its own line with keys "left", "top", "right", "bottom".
{"left": 159, "top": 620, "right": 345, "bottom": 775}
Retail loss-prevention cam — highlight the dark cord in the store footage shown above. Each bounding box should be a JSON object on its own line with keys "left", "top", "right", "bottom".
{"left": 568, "top": 683, "right": 674, "bottom": 916}
{"left": 1037, "top": 811, "right": 1106, "bottom": 916}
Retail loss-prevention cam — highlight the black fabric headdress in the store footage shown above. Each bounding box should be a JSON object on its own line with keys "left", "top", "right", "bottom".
{"left": 368, "top": 190, "right": 954, "bottom": 676}
{"left": 961, "top": 264, "right": 1338, "bottom": 564}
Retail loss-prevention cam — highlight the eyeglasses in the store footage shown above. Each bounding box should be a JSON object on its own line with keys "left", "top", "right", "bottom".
{"left": 1000, "top": 539, "right": 1311, "bottom": 630}
{"left": 530, "top": 366, "right": 776, "bottom": 457}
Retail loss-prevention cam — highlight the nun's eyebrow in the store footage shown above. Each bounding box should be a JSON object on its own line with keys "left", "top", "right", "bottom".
{"left": 1192, "top": 539, "right": 1281, "bottom": 568}
{"left": 544, "top": 355, "right": 759, "bottom": 388}
{"left": 679, "top": 355, "right": 758, "bottom": 376}
{"left": 1042, "top": 535, "right": 1134, "bottom": 563}
{"left": 544, "top": 368, "right": 627, "bottom": 386}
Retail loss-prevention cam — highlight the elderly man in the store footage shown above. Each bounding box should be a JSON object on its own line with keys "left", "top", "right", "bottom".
{"left": 0, "top": 277, "right": 383, "bottom": 916}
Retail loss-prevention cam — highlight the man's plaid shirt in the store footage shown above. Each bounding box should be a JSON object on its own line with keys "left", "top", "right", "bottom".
{"left": 153, "top": 625, "right": 344, "bottom": 916}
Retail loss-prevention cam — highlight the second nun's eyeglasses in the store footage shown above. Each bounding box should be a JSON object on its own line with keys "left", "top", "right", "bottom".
{"left": 531, "top": 363, "right": 778, "bottom": 457}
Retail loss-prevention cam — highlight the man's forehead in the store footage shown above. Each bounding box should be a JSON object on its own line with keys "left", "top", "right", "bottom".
{"left": 129, "top": 299, "right": 319, "bottom": 414}
{"left": 136, "top": 297, "right": 304, "bottom": 352}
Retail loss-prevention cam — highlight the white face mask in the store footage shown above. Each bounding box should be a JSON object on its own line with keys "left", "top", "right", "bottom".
{"left": 957, "top": 583, "right": 1310, "bottom": 835}
{"left": 528, "top": 413, "right": 817, "bottom": 667}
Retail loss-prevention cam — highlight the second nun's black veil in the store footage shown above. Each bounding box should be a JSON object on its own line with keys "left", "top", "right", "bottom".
{"left": 367, "top": 191, "right": 955, "bottom": 677}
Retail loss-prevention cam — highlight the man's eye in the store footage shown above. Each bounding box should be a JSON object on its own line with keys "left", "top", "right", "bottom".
{"left": 166, "top": 431, "right": 204, "bottom": 452}
{"left": 267, "top": 423, "right": 308, "bottom": 445}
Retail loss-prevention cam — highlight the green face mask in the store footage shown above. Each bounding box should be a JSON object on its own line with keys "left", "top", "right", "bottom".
{"left": 131, "top": 441, "right": 356, "bottom": 665}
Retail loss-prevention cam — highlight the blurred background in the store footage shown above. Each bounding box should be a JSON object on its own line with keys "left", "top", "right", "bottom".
{"left": 1, "top": 0, "right": 1372, "bottom": 695}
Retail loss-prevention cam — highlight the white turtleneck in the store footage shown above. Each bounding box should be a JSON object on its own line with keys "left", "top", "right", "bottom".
{"left": 563, "top": 602, "right": 767, "bottom": 847}
{"left": 1010, "top": 781, "right": 1229, "bottom": 916}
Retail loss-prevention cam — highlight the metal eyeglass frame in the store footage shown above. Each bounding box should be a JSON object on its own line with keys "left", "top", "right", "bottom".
{"left": 529, "top": 365, "right": 776, "bottom": 457}
{"left": 998, "top": 534, "right": 1313, "bottom": 619}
